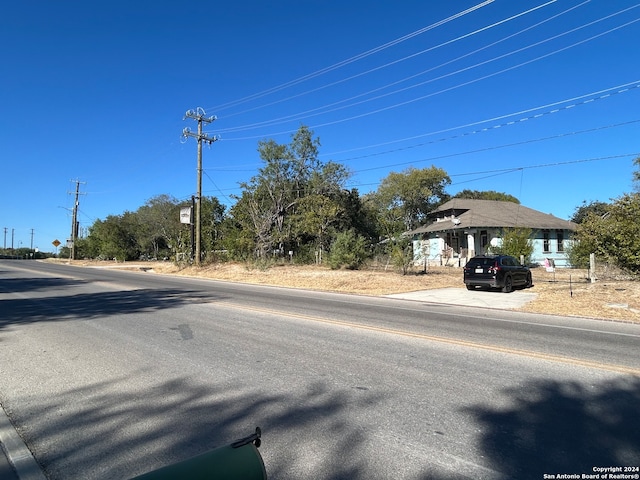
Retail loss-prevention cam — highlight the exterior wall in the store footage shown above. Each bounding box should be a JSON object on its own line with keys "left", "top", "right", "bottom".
{"left": 412, "top": 228, "right": 574, "bottom": 268}
{"left": 411, "top": 236, "right": 447, "bottom": 266}
{"left": 530, "top": 229, "right": 573, "bottom": 268}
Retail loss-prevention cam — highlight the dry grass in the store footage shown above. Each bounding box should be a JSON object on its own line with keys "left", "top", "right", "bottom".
{"left": 519, "top": 269, "right": 640, "bottom": 321}
{"left": 70, "top": 260, "right": 640, "bottom": 323}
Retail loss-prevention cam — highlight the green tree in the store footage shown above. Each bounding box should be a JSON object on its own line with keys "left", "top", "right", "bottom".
{"left": 234, "top": 125, "right": 351, "bottom": 258}
{"left": 570, "top": 193, "right": 640, "bottom": 273}
{"left": 136, "top": 194, "right": 182, "bottom": 260}
{"left": 570, "top": 200, "right": 610, "bottom": 224}
{"left": 487, "top": 227, "right": 534, "bottom": 264}
{"left": 453, "top": 189, "right": 520, "bottom": 203}
{"left": 372, "top": 166, "right": 451, "bottom": 235}
{"left": 633, "top": 156, "right": 640, "bottom": 191}
{"left": 73, "top": 237, "right": 91, "bottom": 259}
{"left": 292, "top": 194, "right": 344, "bottom": 263}
{"left": 339, "top": 188, "right": 379, "bottom": 242}
{"left": 225, "top": 198, "right": 261, "bottom": 260}
{"left": 200, "top": 196, "right": 227, "bottom": 261}
{"left": 328, "top": 229, "right": 369, "bottom": 270}
{"left": 87, "top": 213, "right": 140, "bottom": 261}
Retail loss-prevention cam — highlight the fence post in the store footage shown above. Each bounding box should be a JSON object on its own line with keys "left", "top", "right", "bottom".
{"left": 589, "top": 253, "right": 597, "bottom": 283}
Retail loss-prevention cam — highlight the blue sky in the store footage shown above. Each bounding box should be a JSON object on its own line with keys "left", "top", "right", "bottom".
{"left": 2, "top": 0, "right": 639, "bottom": 252}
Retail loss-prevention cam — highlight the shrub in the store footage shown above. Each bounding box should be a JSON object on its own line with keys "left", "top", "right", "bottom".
{"left": 390, "top": 237, "right": 414, "bottom": 275}
{"left": 487, "top": 227, "right": 534, "bottom": 263}
{"left": 329, "top": 229, "right": 369, "bottom": 270}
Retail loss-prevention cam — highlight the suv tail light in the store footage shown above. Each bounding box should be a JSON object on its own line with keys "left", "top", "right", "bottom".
{"left": 488, "top": 261, "right": 501, "bottom": 274}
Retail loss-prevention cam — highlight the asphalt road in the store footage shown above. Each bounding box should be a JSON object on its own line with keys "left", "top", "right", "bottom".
{"left": 1, "top": 260, "right": 639, "bottom": 480}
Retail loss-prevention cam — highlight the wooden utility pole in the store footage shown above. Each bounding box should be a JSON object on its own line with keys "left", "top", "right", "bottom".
{"left": 182, "top": 108, "right": 218, "bottom": 266}
{"left": 68, "top": 179, "right": 86, "bottom": 260}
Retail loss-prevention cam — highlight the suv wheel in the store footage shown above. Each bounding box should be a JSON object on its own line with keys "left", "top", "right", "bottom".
{"left": 502, "top": 275, "right": 513, "bottom": 293}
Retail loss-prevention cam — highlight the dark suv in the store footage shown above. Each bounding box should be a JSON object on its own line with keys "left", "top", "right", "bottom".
{"left": 463, "top": 255, "right": 532, "bottom": 293}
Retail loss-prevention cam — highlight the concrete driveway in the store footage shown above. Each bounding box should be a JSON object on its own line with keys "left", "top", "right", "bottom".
{"left": 386, "top": 287, "right": 537, "bottom": 310}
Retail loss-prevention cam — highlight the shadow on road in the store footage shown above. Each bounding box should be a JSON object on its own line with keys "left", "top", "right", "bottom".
{"left": 9, "top": 375, "right": 381, "bottom": 480}
{"left": 0, "top": 286, "right": 226, "bottom": 329}
{"left": 3, "top": 267, "right": 639, "bottom": 479}
{"left": 12, "top": 373, "right": 640, "bottom": 480}
{"left": 0, "top": 276, "right": 88, "bottom": 294}
{"left": 464, "top": 376, "right": 640, "bottom": 480}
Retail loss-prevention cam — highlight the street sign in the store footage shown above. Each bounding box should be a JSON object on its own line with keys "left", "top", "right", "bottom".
{"left": 52, "top": 239, "right": 61, "bottom": 247}
{"left": 180, "top": 207, "right": 192, "bottom": 224}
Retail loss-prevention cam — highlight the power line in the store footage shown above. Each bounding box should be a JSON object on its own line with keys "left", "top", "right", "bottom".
{"left": 194, "top": 116, "right": 640, "bottom": 200}
{"left": 208, "top": 0, "right": 495, "bottom": 113}
{"left": 214, "top": 4, "right": 640, "bottom": 143}
{"left": 344, "top": 153, "right": 639, "bottom": 192}
{"left": 202, "top": 169, "right": 235, "bottom": 206}
{"left": 354, "top": 120, "right": 640, "bottom": 173}
{"left": 327, "top": 85, "right": 640, "bottom": 163}
{"left": 222, "top": 11, "right": 640, "bottom": 141}
{"left": 205, "top": 81, "right": 640, "bottom": 183}
{"left": 214, "top": 0, "right": 560, "bottom": 126}
{"left": 451, "top": 153, "right": 640, "bottom": 187}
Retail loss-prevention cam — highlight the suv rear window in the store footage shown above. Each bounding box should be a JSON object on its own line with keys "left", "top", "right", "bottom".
{"left": 467, "top": 257, "right": 496, "bottom": 267}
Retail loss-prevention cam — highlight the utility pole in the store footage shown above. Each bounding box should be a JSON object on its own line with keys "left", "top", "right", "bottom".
{"left": 182, "top": 107, "right": 218, "bottom": 266}
{"left": 191, "top": 195, "right": 196, "bottom": 261}
{"left": 68, "top": 180, "right": 86, "bottom": 260}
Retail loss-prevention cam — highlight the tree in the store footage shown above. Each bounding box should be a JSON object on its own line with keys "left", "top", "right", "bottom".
{"left": 569, "top": 193, "right": 640, "bottom": 273}
{"left": 85, "top": 194, "right": 202, "bottom": 262}
{"left": 233, "top": 125, "right": 351, "bottom": 259}
{"left": 339, "top": 188, "right": 379, "bottom": 242}
{"left": 633, "top": 156, "right": 640, "bottom": 192}
{"left": 487, "top": 227, "right": 534, "bottom": 264}
{"left": 87, "top": 213, "right": 140, "bottom": 261}
{"left": 292, "top": 194, "right": 344, "bottom": 263}
{"left": 200, "top": 196, "right": 227, "bottom": 260}
{"left": 372, "top": 166, "right": 451, "bottom": 234}
{"left": 570, "top": 200, "right": 610, "bottom": 224}
{"left": 454, "top": 189, "right": 520, "bottom": 203}
{"left": 136, "top": 194, "right": 182, "bottom": 260}
{"left": 329, "top": 229, "right": 369, "bottom": 270}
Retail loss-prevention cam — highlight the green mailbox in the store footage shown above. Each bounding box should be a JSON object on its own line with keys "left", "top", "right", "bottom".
{"left": 132, "top": 427, "right": 267, "bottom": 480}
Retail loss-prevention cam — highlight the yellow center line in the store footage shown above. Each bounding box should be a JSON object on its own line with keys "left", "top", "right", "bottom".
{"left": 216, "top": 301, "right": 640, "bottom": 376}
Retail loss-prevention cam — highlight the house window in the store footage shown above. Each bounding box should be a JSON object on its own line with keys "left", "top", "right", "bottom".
{"left": 446, "top": 232, "right": 460, "bottom": 254}
{"left": 480, "top": 230, "right": 488, "bottom": 250}
{"left": 556, "top": 230, "right": 564, "bottom": 252}
{"left": 543, "top": 230, "right": 550, "bottom": 253}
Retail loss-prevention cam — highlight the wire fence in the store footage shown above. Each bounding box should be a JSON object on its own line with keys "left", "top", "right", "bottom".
{"left": 366, "top": 252, "right": 639, "bottom": 283}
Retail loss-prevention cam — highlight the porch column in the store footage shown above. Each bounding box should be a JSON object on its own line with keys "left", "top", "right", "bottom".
{"left": 466, "top": 232, "right": 475, "bottom": 260}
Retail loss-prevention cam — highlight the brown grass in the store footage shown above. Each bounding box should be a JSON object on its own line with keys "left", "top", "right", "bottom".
{"left": 69, "top": 260, "right": 640, "bottom": 323}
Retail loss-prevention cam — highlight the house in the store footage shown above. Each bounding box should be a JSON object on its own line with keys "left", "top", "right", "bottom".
{"left": 408, "top": 199, "right": 578, "bottom": 267}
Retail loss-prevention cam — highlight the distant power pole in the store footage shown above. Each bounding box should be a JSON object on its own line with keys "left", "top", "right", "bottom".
{"left": 182, "top": 108, "right": 218, "bottom": 266}
{"left": 68, "top": 179, "right": 86, "bottom": 260}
